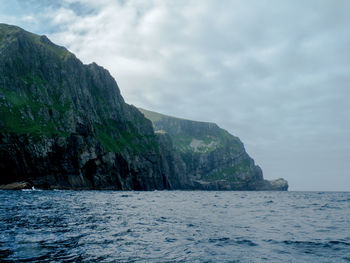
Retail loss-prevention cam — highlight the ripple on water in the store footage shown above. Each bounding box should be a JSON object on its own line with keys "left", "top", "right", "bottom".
{"left": 0, "top": 191, "right": 350, "bottom": 262}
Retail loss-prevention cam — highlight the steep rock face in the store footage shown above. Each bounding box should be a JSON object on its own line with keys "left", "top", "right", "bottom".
{"left": 0, "top": 24, "right": 288, "bottom": 191}
{"left": 0, "top": 23, "right": 185, "bottom": 190}
{"left": 139, "top": 108, "right": 288, "bottom": 190}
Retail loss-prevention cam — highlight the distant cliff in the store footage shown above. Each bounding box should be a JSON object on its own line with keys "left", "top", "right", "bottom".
{"left": 0, "top": 23, "right": 287, "bottom": 191}
{"left": 139, "top": 108, "right": 288, "bottom": 191}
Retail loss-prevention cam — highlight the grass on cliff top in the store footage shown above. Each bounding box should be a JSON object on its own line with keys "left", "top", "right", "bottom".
{"left": 0, "top": 23, "right": 20, "bottom": 48}
{"left": 139, "top": 108, "right": 243, "bottom": 154}
{"left": 0, "top": 23, "right": 71, "bottom": 59}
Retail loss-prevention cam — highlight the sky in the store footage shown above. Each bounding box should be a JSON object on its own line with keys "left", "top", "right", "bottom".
{"left": 1, "top": 0, "right": 349, "bottom": 191}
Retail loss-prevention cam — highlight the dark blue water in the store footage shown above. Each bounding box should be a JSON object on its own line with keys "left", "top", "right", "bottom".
{"left": 0, "top": 191, "right": 349, "bottom": 262}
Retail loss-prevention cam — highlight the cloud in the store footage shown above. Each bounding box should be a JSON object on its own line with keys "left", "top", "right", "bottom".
{"left": 1, "top": 0, "right": 350, "bottom": 190}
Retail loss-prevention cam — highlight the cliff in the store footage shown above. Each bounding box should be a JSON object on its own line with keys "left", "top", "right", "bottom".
{"left": 139, "top": 108, "right": 288, "bottom": 190}
{"left": 0, "top": 24, "right": 287, "bottom": 190}
{"left": 0, "top": 23, "right": 187, "bottom": 190}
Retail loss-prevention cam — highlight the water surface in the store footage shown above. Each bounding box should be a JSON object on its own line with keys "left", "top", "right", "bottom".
{"left": 1, "top": 191, "right": 349, "bottom": 262}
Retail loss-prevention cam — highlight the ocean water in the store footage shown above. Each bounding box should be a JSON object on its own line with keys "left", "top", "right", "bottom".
{"left": 0, "top": 191, "right": 349, "bottom": 263}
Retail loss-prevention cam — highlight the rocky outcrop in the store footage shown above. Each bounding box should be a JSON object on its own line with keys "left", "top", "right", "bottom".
{"left": 0, "top": 181, "right": 31, "bottom": 190}
{"left": 0, "top": 23, "right": 288, "bottom": 191}
{"left": 139, "top": 108, "right": 288, "bottom": 191}
{"left": 259, "top": 178, "right": 289, "bottom": 191}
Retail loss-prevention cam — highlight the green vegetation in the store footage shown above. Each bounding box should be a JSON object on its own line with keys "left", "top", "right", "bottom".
{"left": 93, "top": 120, "right": 159, "bottom": 154}
{"left": 139, "top": 108, "right": 243, "bottom": 154}
{"left": 21, "top": 73, "right": 46, "bottom": 89}
{"left": 0, "top": 24, "right": 20, "bottom": 48}
{"left": 94, "top": 124, "right": 121, "bottom": 152}
{"left": 0, "top": 23, "right": 71, "bottom": 59}
{"left": 170, "top": 135, "right": 220, "bottom": 153}
{"left": 0, "top": 75, "right": 72, "bottom": 138}
{"left": 90, "top": 84, "right": 104, "bottom": 104}
{"left": 165, "top": 129, "right": 239, "bottom": 154}
{"left": 38, "top": 39, "right": 70, "bottom": 60}
{"left": 171, "top": 134, "right": 194, "bottom": 152}
{"left": 0, "top": 103, "right": 70, "bottom": 138}
{"left": 201, "top": 158, "right": 252, "bottom": 182}
{"left": 24, "top": 30, "right": 71, "bottom": 59}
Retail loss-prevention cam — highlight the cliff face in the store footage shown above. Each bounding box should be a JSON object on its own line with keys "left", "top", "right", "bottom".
{"left": 0, "top": 24, "right": 287, "bottom": 191}
{"left": 0, "top": 23, "right": 186, "bottom": 190}
{"left": 139, "top": 108, "right": 288, "bottom": 191}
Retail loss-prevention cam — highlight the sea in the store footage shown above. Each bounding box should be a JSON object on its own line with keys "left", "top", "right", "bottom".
{"left": 0, "top": 190, "right": 349, "bottom": 263}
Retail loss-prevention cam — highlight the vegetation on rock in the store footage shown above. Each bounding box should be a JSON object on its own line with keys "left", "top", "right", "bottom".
{"left": 0, "top": 24, "right": 288, "bottom": 191}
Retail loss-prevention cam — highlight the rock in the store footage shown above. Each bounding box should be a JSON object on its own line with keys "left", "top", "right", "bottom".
{"left": 0, "top": 182, "right": 31, "bottom": 190}
{"left": 262, "top": 178, "right": 289, "bottom": 191}
{"left": 139, "top": 108, "right": 288, "bottom": 191}
{"left": 0, "top": 23, "right": 288, "bottom": 191}
{"left": 0, "top": 23, "right": 173, "bottom": 190}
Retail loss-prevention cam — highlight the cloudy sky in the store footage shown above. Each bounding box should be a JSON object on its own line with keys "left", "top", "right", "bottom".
{"left": 1, "top": 0, "right": 349, "bottom": 190}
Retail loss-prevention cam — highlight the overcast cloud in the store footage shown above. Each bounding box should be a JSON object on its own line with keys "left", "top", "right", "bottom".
{"left": 1, "top": 0, "right": 349, "bottom": 190}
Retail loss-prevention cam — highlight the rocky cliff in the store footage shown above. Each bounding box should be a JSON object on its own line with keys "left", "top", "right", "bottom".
{"left": 139, "top": 108, "right": 288, "bottom": 190}
{"left": 0, "top": 24, "right": 287, "bottom": 190}
{"left": 0, "top": 23, "right": 188, "bottom": 190}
